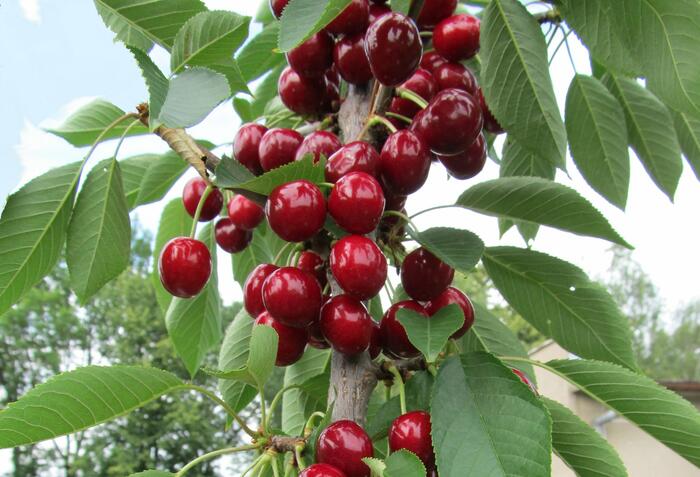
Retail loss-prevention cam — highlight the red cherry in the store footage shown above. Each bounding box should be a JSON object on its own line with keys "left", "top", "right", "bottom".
{"left": 437, "top": 132, "right": 486, "bottom": 179}
{"left": 228, "top": 195, "right": 264, "bottom": 230}
{"left": 234, "top": 123, "right": 267, "bottom": 175}
{"left": 401, "top": 247, "right": 454, "bottom": 301}
{"left": 365, "top": 12, "right": 422, "bottom": 86}
{"left": 369, "top": 3, "right": 391, "bottom": 23}
{"left": 182, "top": 178, "right": 223, "bottom": 222}
{"left": 326, "top": 0, "right": 370, "bottom": 36}
{"left": 389, "top": 411, "right": 435, "bottom": 469}
{"left": 477, "top": 88, "right": 504, "bottom": 134}
{"left": 379, "top": 130, "right": 431, "bottom": 195}
{"left": 278, "top": 67, "right": 327, "bottom": 116}
{"left": 323, "top": 75, "right": 342, "bottom": 113}
{"left": 243, "top": 264, "right": 279, "bottom": 317}
{"left": 330, "top": 235, "right": 387, "bottom": 300}
{"left": 215, "top": 218, "right": 252, "bottom": 253}
{"left": 297, "top": 250, "right": 327, "bottom": 287}
{"left": 317, "top": 420, "right": 373, "bottom": 477}
{"left": 295, "top": 131, "right": 343, "bottom": 163}
{"left": 420, "top": 51, "right": 448, "bottom": 74}
{"left": 433, "top": 63, "right": 478, "bottom": 95}
{"left": 308, "top": 316, "right": 330, "bottom": 350}
{"left": 384, "top": 192, "right": 407, "bottom": 211}
{"left": 255, "top": 312, "right": 307, "bottom": 366}
{"left": 329, "top": 172, "right": 385, "bottom": 234}
{"left": 433, "top": 14, "right": 480, "bottom": 61}
{"left": 380, "top": 300, "right": 424, "bottom": 359}
{"left": 416, "top": 0, "right": 457, "bottom": 28}
{"left": 262, "top": 267, "right": 322, "bottom": 328}
{"left": 266, "top": 180, "right": 326, "bottom": 242}
{"left": 299, "top": 464, "right": 347, "bottom": 477}
{"left": 159, "top": 237, "right": 211, "bottom": 298}
{"left": 369, "top": 319, "right": 381, "bottom": 359}
{"left": 512, "top": 368, "right": 538, "bottom": 394}
{"left": 326, "top": 141, "right": 380, "bottom": 183}
{"left": 333, "top": 33, "right": 374, "bottom": 85}
{"left": 425, "top": 286, "right": 474, "bottom": 339}
{"left": 388, "top": 98, "right": 416, "bottom": 127}
{"left": 320, "top": 295, "right": 373, "bottom": 355}
{"left": 270, "top": 0, "right": 290, "bottom": 18}
{"left": 288, "top": 31, "right": 334, "bottom": 78}
{"left": 259, "top": 128, "right": 304, "bottom": 172}
{"left": 393, "top": 68, "right": 437, "bottom": 118}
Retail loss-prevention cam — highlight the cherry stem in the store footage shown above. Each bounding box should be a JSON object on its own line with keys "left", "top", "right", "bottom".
{"left": 396, "top": 87, "right": 429, "bottom": 109}
{"left": 385, "top": 111, "right": 413, "bottom": 124}
{"left": 241, "top": 455, "right": 265, "bottom": 477}
{"left": 189, "top": 185, "right": 214, "bottom": 238}
{"left": 267, "top": 383, "right": 305, "bottom": 430}
{"left": 271, "top": 456, "right": 282, "bottom": 477}
{"left": 409, "top": 204, "right": 460, "bottom": 220}
{"left": 419, "top": 31, "right": 433, "bottom": 38}
{"left": 368, "top": 114, "right": 398, "bottom": 134}
{"left": 317, "top": 182, "right": 335, "bottom": 189}
{"left": 273, "top": 241, "right": 296, "bottom": 266}
{"left": 303, "top": 411, "right": 326, "bottom": 436}
{"left": 295, "top": 444, "right": 307, "bottom": 471}
{"left": 112, "top": 118, "right": 141, "bottom": 160}
{"left": 382, "top": 210, "right": 419, "bottom": 235}
{"left": 175, "top": 444, "right": 260, "bottom": 477}
{"left": 186, "top": 384, "right": 258, "bottom": 438}
{"left": 387, "top": 364, "right": 407, "bottom": 414}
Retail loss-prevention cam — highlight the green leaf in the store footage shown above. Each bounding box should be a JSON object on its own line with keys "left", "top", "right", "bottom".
{"left": 0, "top": 161, "right": 82, "bottom": 316}
{"left": 545, "top": 358, "right": 700, "bottom": 468}
{"left": 0, "top": 366, "right": 183, "bottom": 448}
{"left": 128, "top": 472, "right": 174, "bottom": 477}
{"left": 406, "top": 227, "right": 484, "bottom": 275}
{"left": 134, "top": 153, "right": 188, "bottom": 207}
{"left": 362, "top": 458, "right": 386, "bottom": 476}
{"left": 159, "top": 68, "right": 231, "bottom": 128}
{"left": 67, "top": 158, "right": 131, "bottom": 302}
{"left": 565, "top": 74, "right": 630, "bottom": 209}
{"left": 218, "top": 308, "right": 259, "bottom": 414}
{"left": 231, "top": 220, "right": 290, "bottom": 289}
{"left": 671, "top": 109, "right": 700, "bottom": 181}
{"left": 282, "top": 348, "right": 331, "bottom": 435}
{"left": 603, "top": 74, "right": 682, "bottom": 201}
{"left": 391, "top": 0, "right": 411, "bottom": 15}
{"left": 128, "top": 47, "right": 169, "bottom": 126}
{"left": 45, "top": 99, "right": 148, "bottom": 147}
{"left": 236, "top": 22, "right": 285, "bottom": 82}
{"left": 397, "top": 304, "right": 464, "bottom": 363}
{"left": 215, "top": 155, "right": 255, "bottom": 186}
{"left": 119, "top": 154, "right": 153, "bottom": 209}
{"left": 456, "top": 177, "right": 631, "bottom": 247}
{"left": 278, "top": 0, "right": 353, "bottom": 52}
{"left": 385, "top": 450, "right": 426, "bottom": 477}
{"left": 431, "top": 354, "right": 551, "bottom": 477}
{"left": 482, "top": 246, "right": 637, "bottom": 370}
{"left": 481, "top": 0, "right": 566, "bottom": 167}
{"left": 542, "top": 397, "right": 628, "bottom": 477}
{"left": 208, "top": 59, "right": 250, "bottom": 95}
{"left": 165, "top": 224, "right": 221, "bottom": 378}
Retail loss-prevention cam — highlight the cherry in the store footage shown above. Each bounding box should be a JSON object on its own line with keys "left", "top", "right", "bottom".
{"left": 308, "top": 317, "right": 330, "bottom": 350}
{"left": 295, "top": 131, "right": 343, "bottom": 163}
{"left": 297, "top": 250, "right": 327, "bottom": 287}
{"left": 330, "top": 235, "right": 387, "bottom": 300}
{"left": 401, "top": 247, "right": 454, "bottom": 301}
{"left": 369, "top": 319, "right": 381, "bottom": 359}
{"left": 326, "top": 0, "right": 370, "bottom": 36}
{"left": 299, "top": 464, "right": 347, "bottom": 477}
{"left": 317, "top": 420, "right": 373, "bottom": 477}
{"left": 392, "top": 68, "right": 437, "bottom": 118}
{"left": 320, "top": 295, "right": 373, "bottom": 355}
{"left": 369, "top": 3, "right": 391, "bottom": 23}
{"left": 262, "top": 267, "right": 322, "bottom": 328}
{"left": 259, "top": 128, "right": 304, "bottom": 172}
{"left": 243, "top": 263, "right": 279, "bottom": 317}
{"left": 228, "top": 195, "right": 264, "bottom": 230}
{"left": 326, "top": 141, "right": 379, "bottom": 183}
{"left": 323, "top": 75, "right": 342, "bottom": 113}
{"left": 389, "top": 411, "right": 435, "bottom": 469}
{"left": 477, "top": 88, "right": 504, "bottom": 134}
{"left": 329, "top": 172, "right": 385, "bottom": 234}
{"left": 420, "top": 51, "right": 448, "bottom": 74}
{"left": 365, "top": 12, "right": 422, "bottom": 86}
{"left": 182, "top": 178, "right": 223, "bottom": 222}
{"left": 255, "top": 312, "right": 307, "bottom": 367}
{"left": 215, "top": 218, "right": 252, "bottom": 253}
{"left": 288, "top": 31, "right": 334, "bottom": 78}
{"left": 437, "top": 132, "right": 486, "bottom": 180}
{"left": 416, "top": 0, "right": 457, "bottom": 29}
{"left": 234, "top": 123, "right": 267, "bottom": 175}
{"left": 380, "top": 300, "right": 424, "bottom": 359}
{"left": 433, "top": 63, "right": 478, "bottom": 95}
{"left": 379, "top": 130, "right": 431, "bottom": 195}
{"left": 512, "top": 368, "right": 538, "bottom": 394}
{"left": 159, "top": 237, "right": 211, "bottom": 298}
{"left": 266, "top": 180, "right": 326, "bottom": 242}
{"left": 270, "top": 0, "right": 290, "bottom": 18}
{"left": 425, "top": 286, "right": 474, "bottom": 339}
{"left": 433, "top": 14, "right": 481, "bottom": 61}
{"left": 388, "top": 98, "right": 416, "bottom": 127}
{"left": 333, "top": 33, "right": 374, "bottom": 85}
{"left": 384, "top": 192, "right": 408, "bottom": 212}
{"left": 278, "top": 67, "right": 327, "bottom": 116}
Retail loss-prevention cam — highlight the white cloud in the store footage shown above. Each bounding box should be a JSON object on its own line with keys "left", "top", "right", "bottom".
{"left": 18, "top": 0, "right": 41, "bottom": 24}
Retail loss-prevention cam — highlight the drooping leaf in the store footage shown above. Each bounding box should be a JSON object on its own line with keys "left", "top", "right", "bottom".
{"left": 158, "top": 68, "right": 231, "bottom": 128}
{"left": 218, "top": 309, "right": 259, "bottom": 415}
{"left": 384, "top": 450, "right": 426, "bottom": 477}
{"left": 231, "top": 220, "right": 290, "bottom": 289}
{"left": 119, "top": 154, "right": 154, "bottom": 209}
{"left": 671, "top": 109, "right": 700, "bottom": 181}
{"left": 134, "top": 152, "right": 188, "bottom": 207}
{"left": 397, "top": 304, "right": 464, "bottom": 363}
{"left": 406, "top": 227, "right": 484, "bottom": 275}
{"left": 278, "top": 0, "right": 353, "bottom": 52}
{"left": 128, "top": 47, "right": 169, "bottom": 125}
{"left": 236, "top": 22, "right": 285, "bottom": 82}
{"left": 282, "top": 348, "right": 331, "bottom": 435}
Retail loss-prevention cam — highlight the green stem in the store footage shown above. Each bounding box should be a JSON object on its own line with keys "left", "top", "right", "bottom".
{"left": 175, "top": 444, "right": 259, "bottom": 477}
{"left": 368, "top": 114, "right": 398, "bottom": 134}
{"left": 113, "top": 119, "right": 141, "bottom": 160}
{"left": 83, "top": 113, "right": 139, "bottom": 166}
{"left": 295, "top": 444, "right": 307, "bottom": 471}
{"left": 266, "top": 111, "right": 296, "bottom": 128}
{"left": 385, "top": 111, "right": 413, "bottom": 124}
{"left": 271, "top": 457, "right": 281, "bottom": 477}
{"left": 241, "top": 455, "right": 265, "bottom": 477}
{"left": 260, "top": 392, "right": 268, "bottom": 435}
{"left": 185, "top": 384, "right": 258, "bottom": 438}
{"left": 396, "top": 88, "right": 428, "bottom": 109}
{"left": 419, "top": 31, "right": 433, "bottom": 38}
{"left": 303, "top": 411, "right": 326, "bottom": 434}
{"left": 409, "top": 204, "right": 460, "bottom": 220}
{"left": 267, "top": 383, "right": 305, "bottom": 431}
{"left": 189, "top": 185, "right": 214, "bottom": 238}
{"left": 387, "top": 365, "right": 407, "bottom": 414}
{"left": 317, "top": 182, "right": 335, "bottom": 189}
{"left": 382, "top": 210, "right": 419, "bottom": 235}
{"left": 274, "top": 241, "right": 296, "bottom": 266}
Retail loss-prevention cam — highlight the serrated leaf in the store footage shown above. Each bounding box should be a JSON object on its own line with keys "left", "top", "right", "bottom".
{"left": 128, "top": 47, "right": 169, "bottom": 126}
{"left": 385, "top": 450, "right": 426, "bottom": 477}
{"left": 282, "top": 348, "right": 330, "bottom": 435}
{"left": 407, "top": 227, "right": 484, "bottom": 275}
{"left": 671, "top": 109, "right": 700, "bottom": 181}
{"left": 208, "top": 59, "right": 250, "bottom": 95}
{"left": 134, "top": 152, "right": 188, "bottom": 207}
{"left": 119, "top": 154, "right": 154, "bottom": 209}
{"left": 218, "top": 308, "right": 258, "bottom": 415}
{"left": 67, "top": 158, "right": 131, "bottom": 302}
{"left": 278, "top": 0, "right": 353, "bottom": 52}
{"left": 456, "top": 177, "right": 631, "bottom": 247}
{"left": 362, "top": 457, "right": 386, "bottom": 476}
{"left": 0, "top": 161, "right": 82, "bottom": 316}
{"left": 0, "top": 366, "right": 183, "bottom": 448}
{"left": 482, "top": 246, "right": 637, "bottom": 370}
{"left": 236, "top": 22, "right": 285, "bottom": 82}
{"left": 159, "top": 68, "right": 231, "bottom": 128}
{"left": 397, "top": 304, "right": 464, "bottom": 363}
{"left": 231, "top": 220, "right": 290, "bottom": 288}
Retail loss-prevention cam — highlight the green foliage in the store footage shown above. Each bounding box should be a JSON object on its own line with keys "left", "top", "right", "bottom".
{"left": 397, "top": 304, "right": 464, "bottom": 363}
{"left": 406, "top": 227, "right": 484, "bottom": 275}
{"left": 231, "top": 220, "right": 290, "bottom": 289}
{"left": 236, "top": 22, "right": 285, "bottom": 82}
{"left": 672, "top": 109, "right": 700, "bottom": 180}
{"left": 363, "top": 450, "right": 426, "bottom": 477}
{"left": 217, "top": 309, "right": 258, "bottom": 415}
{"left": 277, "top": 0, "right": 353, "bottom": 52}
{"left": 282, "top": 348, "right": 330, "bottom": 435}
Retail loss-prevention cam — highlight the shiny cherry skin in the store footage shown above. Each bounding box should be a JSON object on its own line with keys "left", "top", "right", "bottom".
{"left": 297, "top": 250, "right": 327, "bottom": 287}
{"left": 389, "top": 411, "right": 435, "bottom": 469}
{"left": 323, "top": 75, "right": 342, "bottom": 113}
{"left": 380, "top": 300, "right": 424, "bottom": 359}
{"left": 182, "top": 178, "right": 223, "bottom": 222}
{"left": 159, "top": 237, "right": 212, "bottom": 298}
{"left": 437, "top": 132, "right": 486, "bottom": 180}
{"left": 333, "top": 33, "right": 374, "bottom": 85}
{"left": 227, "top": 195, "right": 264, "bottom": 230}
{"left": 330, "top": 235, "right": 387, "bottom": 300}
{"left": 288, "top": 31, "right": 334, "bottom": 78}
{"left": 379, "top": 130, "right": 431, "bottom": 195}
{"left": 326, "top": 142, "right": 380, "bottom": 182}
{"left": 401, "top": 247, "right": 454, "bottom": 301}
{"left": 255, "top": 312, "right": 307, "bottom": 366}
{"left": 263, "top": 266, "right": 322, "bottom": 328}
{"left": 278, "top": 67, "right": 327, "bottom": 116}
{"left": 433, "top": 14, "right": 481, "bottom": 61}
{"left": 243, "top": 263, "right": 279, "bottom": 317}
{"left": 416, "top": 0, "right": 457, "bottom": 29}
{"left": 299, "top": 464, "right": 347, "bottom": 477}
{"left": 425, "top": 286, "right": 475, "bottom": 339}
{"left": 320, "top": 295, "right": 373, "bottom": 355}
{"left": 393, "top": 68, "right": 437, "bottom": 118}
{"left": 477, "top": 88, "right": 504, "bottom": 134}
{"left": 270, "top": 0, "right": 290, "bottom": 18}
{"left": 326, "top": 0, "right": 370, "bottom": 35}
{"left": 266, "top": 180, "right": 326, "bottom": 242}
{"left": 365, "top": 12, "right": 422, "bottom": 86}
{"left": 369, "top": 3, "right": 391, "bottom": 23}
{"left": 512, "top": 368, "right": 538, "bottom": 394}
{"left": 295, "top": 130, "right": 343, "bottom": 163}
{"left": 234, "top": 123, "right": 267, "bottom": 175}
{"left": 433, "top": 63, "right": 478, "bottom": 95}
{"left": 215, "top": 218, "right": 252, "bottom": 253}
{"left": 317, "top": 420, "right": 373, "bottom": 477}
{"left": 420, "top": 51, "right": 448, "bottom": 74}
{"left": 329, "top": 172, "right": 385, "bottom": 234}
{"left": 259, "top": 128, "right": 304, "bottom": 172}
{"left": 369, "top": 319, "right": 381, "bottom": 359}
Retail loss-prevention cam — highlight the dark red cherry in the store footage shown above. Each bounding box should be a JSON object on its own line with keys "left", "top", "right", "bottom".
{"left": 369, "top": 3, "right": 391, "bottom": 23}
{"left": 234, "top": 123, "right": 267, "bottom": 175}
{"left": 437, "top": 132, "right": 486, "bottom": 180}
{"left": 380, "top": 300, "right": 424, "bottom": 359}
{"left": 433, "top": 14, "right": 480, "bottom": 61}
{"left": 278, "top": 67, "right": 327, "bottom": 116}
{"left": 393, "top": 68, "right": 437, "bottom": 118}
{"left": 384, "top": 192, "right": 407, "bottom": 212}
{"left": 159, "top": 237, "right": 211, "bottom": 298}
{"left": 401, "top": 247, "right": 454, "bottom": 301}
{"left": 329, "top": 172, "right": 385, "bottom": 234}
{"left": 323, "top": 75, "right": 342, "bottom": 113}
{"left": 416, "top": 0, "right": 457, "bottom": 28}
{"left": 425, "top": 286, "right": 474, "bottom": 339}
{"left": 389, "top": 411, "right": 435, "bottom": 469}
{"left": 420, "top": 51, "right": 448, "bottom": 74}
{"left": 320, "top": 295, "right": 373, "bottom": 355}
{"left": 297, "top": 250, "right": 327, "bottom": 287}
{"left": 379, "top": 130, "right": 431, "bottom": 195}
{"left": 262, "top": 266, "right": 322, "bottom": 328}
{"left": 326, "top": 142, "right": 380, "bottom": 183}
{"left": 266, "top": 180, "right": 326, "bottom": 242}
{"left": 433, "top": 63, "right": 478, "bottom": 95}
{"left": 333, "top": 33, "right": 374, "bottom": 85}
{"left": 299, "top": 464, "right": 347, "bottom": 477}
{"left": 243, "top": 263, "right": 279, "bottom": 317}
{"left": 388, "top": 97, "right": 416, "bottom": 127}
{"left": 295, "top": 131, "right": 343, "bottom": 163}
{"left": 477, "top": 88, "right": 504, "bottom": 134}
{"left": 330, "top": 235, "right": 387, "bottom": 300}
{"left": 365, "top": 12, "right": 422, "bottom": 86}
{"left": 512, "top": 368, "right": 538, "bottom": 395}
{"left": 215, "top": 218, "right": 252, "bottom": 253}
{"left": 259, "top": 127, "right": 304, "bottom": 172}
{"left": 369, "top": 319, "right": 381, "bottom": 359}
{"left": 255, "top": 312, "right": 307, "bottom": 366}
{"left": 308, "top": 316, "right": 330, "bottom": 350}
{"left": 182, "top": 178, "right": 223, "bottom": 222}
{"left": 317, "top": 420, "right": 373, "bottom": 477}
{"left": 288, "top": 31, "right": 334, "bottom": 78}
{"left": 326, "top": 0, "right": 370, "bottom": 36}
{"left": 270, "top": 0, "right": 290, "bottom": 18}
{"left": 228, "top": 195, "right": 264, "bottom": 230}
